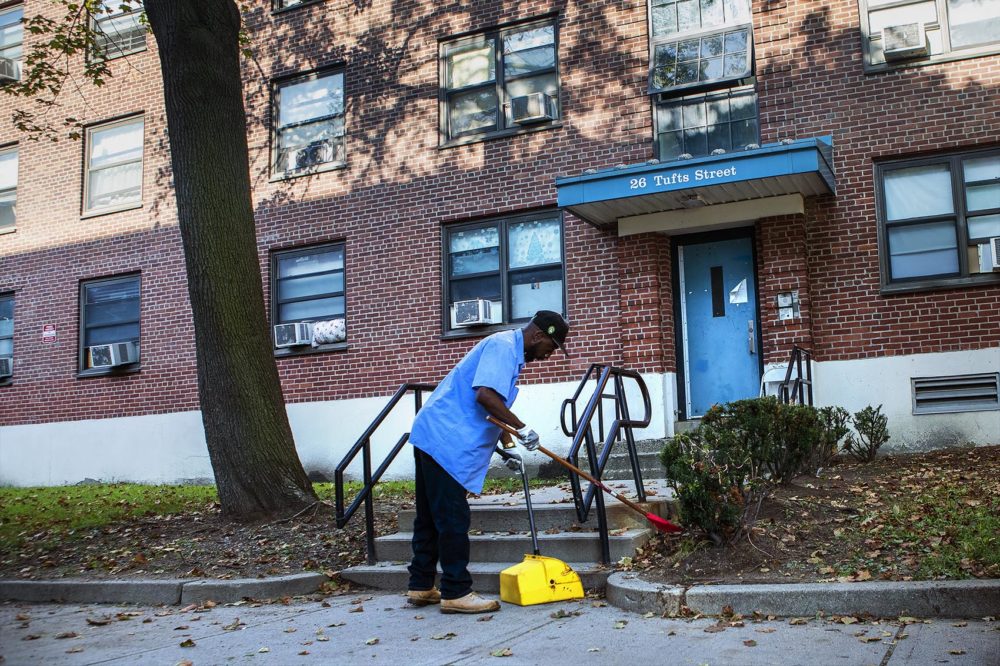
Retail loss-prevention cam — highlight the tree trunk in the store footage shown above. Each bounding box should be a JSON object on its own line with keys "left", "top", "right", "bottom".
{"left": 145, "top": 0, "right": 317, "bottom": 520}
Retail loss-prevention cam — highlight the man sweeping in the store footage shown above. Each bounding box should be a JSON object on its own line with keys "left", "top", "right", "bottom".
{"left": 406, "top": 310, "right": 570, "bottom": 613}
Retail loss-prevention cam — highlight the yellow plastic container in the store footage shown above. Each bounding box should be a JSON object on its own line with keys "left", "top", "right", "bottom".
{"left": 499, "top": 554, "right": 584, "bottom": 606}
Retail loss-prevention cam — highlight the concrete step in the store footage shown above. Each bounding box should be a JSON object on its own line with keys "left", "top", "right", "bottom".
{"left": 339, "top": 561, "right": 613, "bottom": 594}
{"left": 398, "top": 497, "right": 672, "bottom": 533}
{"left": 576, "top": 439, "right": 667, "bottom": 481}
{"left": 373, "top": 528, "right": 652, "bottom": 564}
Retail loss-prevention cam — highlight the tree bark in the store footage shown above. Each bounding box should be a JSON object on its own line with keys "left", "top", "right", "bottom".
{"left": 145, "top": 0, "right": 317, "bottom": 519}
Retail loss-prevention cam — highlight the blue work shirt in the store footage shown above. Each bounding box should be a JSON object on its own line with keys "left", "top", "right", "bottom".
{"left": 410, "top": 329, "right": 525, "bottom": 494}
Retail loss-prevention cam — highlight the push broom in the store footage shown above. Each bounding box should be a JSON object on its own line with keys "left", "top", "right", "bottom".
{"left": 488, "top": 416, "right": 682, "bottom": 535}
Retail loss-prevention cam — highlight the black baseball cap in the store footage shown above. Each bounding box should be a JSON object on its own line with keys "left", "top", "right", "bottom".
{"left": 531, "top": 310, "right": 570, "bottom": 357}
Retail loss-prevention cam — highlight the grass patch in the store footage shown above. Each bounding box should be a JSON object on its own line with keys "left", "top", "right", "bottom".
{"left": 0, "top": 484, "right": 218, "bottom": 553}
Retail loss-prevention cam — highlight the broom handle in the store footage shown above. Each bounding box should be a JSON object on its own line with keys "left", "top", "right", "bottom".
{"left": 487, "top": 416, "right": 650, "bottom": 516}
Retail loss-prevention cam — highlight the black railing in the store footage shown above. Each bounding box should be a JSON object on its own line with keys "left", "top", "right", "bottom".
{"left": 559, "top": 364, "right": 652, "bottom": 563}
{"left": 779, "top": 346, "right": 813, "bottom": 406}
{"left": 334, "top": 382, "right": 435, "bottom": 564}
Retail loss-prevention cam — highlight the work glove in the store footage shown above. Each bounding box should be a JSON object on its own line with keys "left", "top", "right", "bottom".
{"left": 516, "top": 426, "right": 540, "bottom": 451}
{"left": 504, "top": 452, "right": 523, "bottom": 472}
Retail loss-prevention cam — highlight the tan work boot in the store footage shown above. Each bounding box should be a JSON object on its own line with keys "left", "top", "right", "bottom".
{"left": 440, "top": 591, "right": 501, "bottom": 614}
{"left": 406, "top": 587, "right": 441, "bottom": 606}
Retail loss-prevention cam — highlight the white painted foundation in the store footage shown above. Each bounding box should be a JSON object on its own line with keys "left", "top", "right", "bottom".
{"left": 3, "top": 347, "right": 996, "bottom": 487}
{"left": 0, "top": 373, "right": 676, "bottom": 487}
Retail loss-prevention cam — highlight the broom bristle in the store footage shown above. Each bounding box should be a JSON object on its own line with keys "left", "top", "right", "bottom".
{"left": 647, "top": 513, "right": 682, "bottom": 534}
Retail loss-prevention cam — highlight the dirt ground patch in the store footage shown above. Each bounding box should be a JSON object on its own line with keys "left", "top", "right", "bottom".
{"left": 2, "top": 446, "right": 997, "bottom": 588}
{"left": 633, "top": 445, "right": 1000, "bottom": 586}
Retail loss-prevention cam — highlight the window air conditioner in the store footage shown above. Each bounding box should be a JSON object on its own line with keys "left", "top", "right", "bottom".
{"left": 88, "top": 341, "right": 139, "bottom": 368}
{"left": 286, "top": 141, "right": 333, "bottom": 171}
{"left": 882, "top": 23, "right": 928, "bottom": 61}
{"left": 510, "top": 92, "right": 556, "bottom": 124}
{"left": 991, "top": 237, "right": 1000, "bottom": 271}
{"left": 0, "top": 57, "right": 19, "bottom": 82}
{"left": 0, "top": 356, "right": 11, "bottom": 378}
{"left": 274, "top": 322, "right": 313, "bottom": 348}
{"left": 453, "top": 299, "right": 493, "bottom": 327}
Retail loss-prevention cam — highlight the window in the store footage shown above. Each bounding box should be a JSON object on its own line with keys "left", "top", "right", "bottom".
{"left": 656, "top": 87, "right": 757, "bottom": 158}
{"left": 0, "top": 293, "right": 12, "bottom": 381}
{"left": 859, "top": 0, "right": 1000, "bottom": 69}
{"left": 92, "top": 1, "right": 146, "bottom": 59}
{"left": 271, "top": 244, "right": 346, "bottom": 348}
{"left": 877, "top": 148, "right": 1000, "bottom": 290}
{"left": 0, "top": 4, "right": 23, "bottom": 81}
{"left": 84, "top": 116, "right": 144, "bottom": 214}
{"left": 444, "top": 212, "right": 565, "bottom": 332}
{"left": 648, "top": 0, "right": 758, "bottom": 160}
{"left": 0, "top": 146, "right": 16, "bottom": 231}
{"left": 80, "top": 275, "right": 141, "bottom": 372}
{"left": 275, "top": 0, "right": 316, "bottom": 9}
{"left": 273, "top": 70, "right": 345, "bottom": 176}
{"left": 441, "top": 19, "right": 560, "bottom": 143}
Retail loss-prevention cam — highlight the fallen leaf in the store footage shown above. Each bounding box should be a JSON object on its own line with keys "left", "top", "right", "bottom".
{"left": 840, "top": 617, "right": 859, "bottom": 624}
{"left": 349, "top": 606, "right": 364, "bottom": 613}
{"left": 952, "top": 622, "right": 968, "bottom": 627}
{"left": 55, "top": 631, "right": 79, "bottom": 639}
{"left": 858, "top": 636, "right": 881, "bottom": 643}
{"left": 949, "top": 650, "right": 966, "bottom": 655}
{"left": 587, "top": 648, "right": 600, "bottom": 652}
{"left": 298, "top": 651, "right": 310, "bottom": 655}
{"left": 284, "top": 627, "right": 297, "bottom": 633}
{"left": 613, "top": 620, "right": 627, "bottom": 629}
{"left": 756, "top": 627, "right": 776, "bottom": 634}
{"left": 743, "top": 640, "right": 757, "bottom": 647}
{"left": 66, "top": 647, "right": 84, "bottom": 654}
{"left": 477, "top": 615, "right": 494, "bottom": 622}
{"left": 317, "top": 636, "right": 329, "bottom": 642}
{"left": 328, "top": 622, "right": 346, "bottom": 627}
{"left": 22, "top": 635, "right": 41, "bottom": 641}
{"left": 490, "top": 648, "right": 513, "bottom": 657}
{"left": 704, "top": 624, "right": 726, "bottom": 633}
{"left": 365, "top": 638, "right": 379, "bottom": 645}
{"left": 179, "top": 639, "right": 196, "bottom": 647}
{"left": 173, "top": 625, "right": 189, "bottom": 631}
{"left": 86, "top": 617, "right": 112, "bottom": 626}
{"left": 789, "top": 618, "right": 809, "bottom": 625}
{"left": 258, "top": 647, "right": 270, "bottom": 653}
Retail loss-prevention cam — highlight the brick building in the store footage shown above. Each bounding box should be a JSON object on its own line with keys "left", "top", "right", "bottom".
{"left": 0, "top": 0, "right": 997, "bottom": 486}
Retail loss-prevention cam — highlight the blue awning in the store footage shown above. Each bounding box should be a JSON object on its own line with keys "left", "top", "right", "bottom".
{"left": 555, "top": 136, "right": 835, "bottom": 228}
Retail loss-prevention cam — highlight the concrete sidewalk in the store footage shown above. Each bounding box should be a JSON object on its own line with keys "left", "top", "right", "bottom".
{"left": 2, "top": 592, "right": 997, "bottom": 665}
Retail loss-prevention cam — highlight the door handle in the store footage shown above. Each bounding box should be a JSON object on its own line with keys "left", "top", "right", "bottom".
{"left": 748, "top": 320, "right": 755, "bottom": 355}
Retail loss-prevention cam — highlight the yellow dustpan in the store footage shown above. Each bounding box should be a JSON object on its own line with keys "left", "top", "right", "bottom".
{"left": 494, "top": 446, "right": 583, "bottom": 606}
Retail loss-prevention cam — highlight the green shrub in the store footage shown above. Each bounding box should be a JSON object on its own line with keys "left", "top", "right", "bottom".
{"left": 659, "top": 397, "right": 851, "bottom": 543}
{"left": 811, "top": 406, "right": 851, "bottom": 472}
{"left": 659, "top": 432, "right": 765, "bottom": 545}
{"left": 842, "top": 404, "right": 890, "bottom": 462}
{"left": 700, "top": 397, "right": 824, "bottom": 485}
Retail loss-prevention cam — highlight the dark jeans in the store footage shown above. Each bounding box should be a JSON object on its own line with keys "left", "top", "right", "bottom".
{"left": 407, "top": 447, "right": 472, "bottom": 600}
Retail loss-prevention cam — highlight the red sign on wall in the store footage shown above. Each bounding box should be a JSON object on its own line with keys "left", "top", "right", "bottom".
{"left": 41, "top": 324, "right": 57, "bottom": 343}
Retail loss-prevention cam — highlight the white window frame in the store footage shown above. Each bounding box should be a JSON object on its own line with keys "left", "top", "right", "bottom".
{"left": 0, "top": 145, "right": 17, "bottom": 232}
{"left": 83, "top": 115, "right": 144, "bottom": 215}
{"left": 858, "top": 0, "right": 1000, "bottom": 71}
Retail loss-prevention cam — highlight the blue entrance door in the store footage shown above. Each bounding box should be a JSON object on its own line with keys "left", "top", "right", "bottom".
{"left": 678, "top": 236, "right": 760, "bottom": 418}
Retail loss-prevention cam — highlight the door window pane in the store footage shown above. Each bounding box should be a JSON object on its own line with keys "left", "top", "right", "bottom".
{"left": 888, "top": 222, "right": 959, "bottom": 278}
{"left": 884, "top": 164, "right": 953, "bottom": 220}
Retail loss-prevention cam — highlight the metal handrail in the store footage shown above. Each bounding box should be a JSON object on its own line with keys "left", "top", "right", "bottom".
{"left": 334, "top": 382, "right": 435, "bottom": 564}
{"left": 779, "top": 346, "right": 813, "bottom": 406}
{"left": 558, "top": 364, "right": 652, "bottom": 563}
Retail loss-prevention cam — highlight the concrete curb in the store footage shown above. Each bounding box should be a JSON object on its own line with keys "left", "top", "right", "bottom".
{"left": 606, "top": 572, "right": 1000, "bottom": 618}
{"left": 0, "top": 573, "right": 328, "bottom": 606}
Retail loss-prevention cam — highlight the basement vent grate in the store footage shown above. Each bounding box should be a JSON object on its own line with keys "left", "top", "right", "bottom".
{"left": 911, "top": 373, "right": 1000, "bottom": 415}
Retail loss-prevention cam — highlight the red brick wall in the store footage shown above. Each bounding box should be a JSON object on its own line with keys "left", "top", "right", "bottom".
{"left": 753, "top": 0, "right": 1000, "bottom": 362}
{"left": 2, "top": 0, "right": 998, "bottom": 430}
